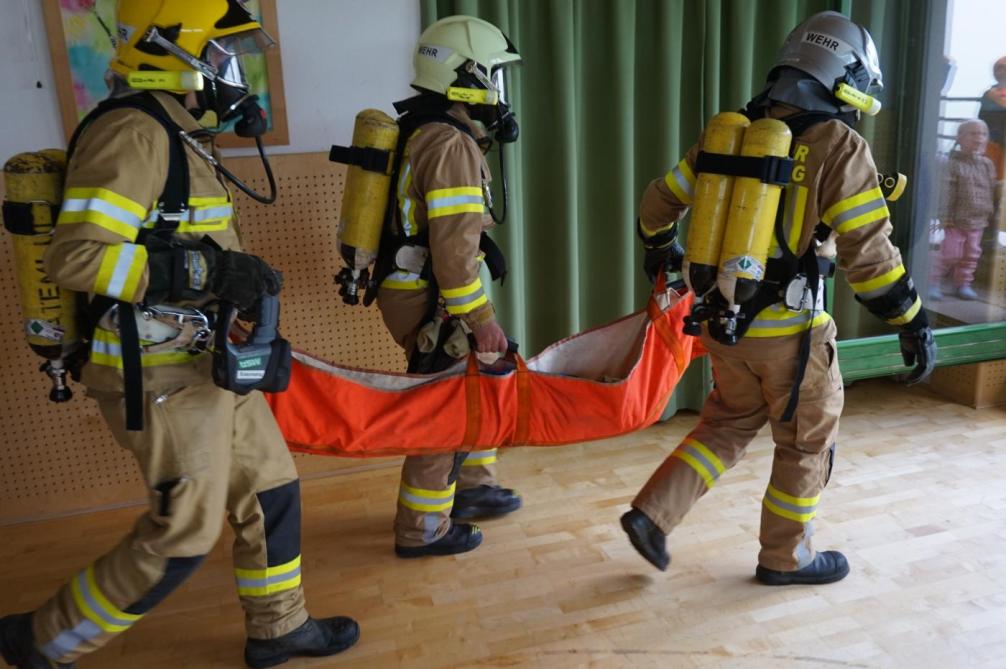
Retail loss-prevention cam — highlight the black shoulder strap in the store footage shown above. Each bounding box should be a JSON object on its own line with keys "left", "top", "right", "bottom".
{"left": 69, "top": 92, "right": 190, "bottom": 233}
{"left": 68, "top": 92, "right": 193, "bottom": 431}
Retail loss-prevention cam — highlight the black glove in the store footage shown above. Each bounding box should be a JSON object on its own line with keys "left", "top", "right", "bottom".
{"left": 899, "top": 325, "right": 936, "bottom": 385}
{"left": 145, "top": 237, "right": 217, "bottom": 304}
{"left": 638, "top": 219, "right": 683, "bottom": 284}
{"left": 212, "top": 250, "right": 283, "bottom": 313}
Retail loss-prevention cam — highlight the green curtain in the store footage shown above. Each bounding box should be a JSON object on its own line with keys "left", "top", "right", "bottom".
{"left": 419, "top": 0, "right": 925, "bottom": 413}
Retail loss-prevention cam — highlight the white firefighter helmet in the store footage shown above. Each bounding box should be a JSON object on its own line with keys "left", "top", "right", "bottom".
{"left": 411, "top": 15, "right": 521, "bottom": 106}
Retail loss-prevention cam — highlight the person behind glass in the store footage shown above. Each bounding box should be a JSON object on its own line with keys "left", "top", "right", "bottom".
{"left": 930, "top": 120, "right": 999, "bottom": 301}
{"left": 978, "top": 56, "right": 1006, "bottom": 180}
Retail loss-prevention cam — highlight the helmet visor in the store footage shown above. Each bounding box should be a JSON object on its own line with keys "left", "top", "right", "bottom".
{"left": 205, "top": 29, "right": 275, "bottom": 88}
{"left": 862, "top": 32, "right": 883, "bottom": 92}
{"left": 491, "top": 67, "right": 509, "bottom": 105}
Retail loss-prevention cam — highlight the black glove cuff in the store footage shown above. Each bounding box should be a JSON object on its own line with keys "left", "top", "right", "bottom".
{"left": 637, "top": 218, "right": 677, "bottom": 250}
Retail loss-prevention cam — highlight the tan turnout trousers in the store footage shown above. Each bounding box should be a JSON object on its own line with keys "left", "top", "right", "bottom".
{"left": 634, "top": 320, "right": 843, "bottom": 571}
{"left": 378, "top": 286, "right": 499, "bottom": 547}
{"left": 31, "top": 382, "right": 308, "bottom": 663}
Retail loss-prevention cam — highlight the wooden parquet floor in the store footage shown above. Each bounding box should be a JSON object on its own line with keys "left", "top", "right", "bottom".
{"left": 1, "top": 379, "right": 1005, "bottom": 668}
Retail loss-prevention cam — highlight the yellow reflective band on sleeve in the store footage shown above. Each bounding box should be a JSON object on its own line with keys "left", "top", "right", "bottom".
{"left": 234, "top": 555, "right": 302, "bottom": 597}
{"left": 462, "top": 449, "right": 498, "bottom": 466}
{"left": 398, "top": 481, "right": 456, "bottom": 512}
{"left": 70, "top": 565, "right": 142, "bottom": 634}
{"left": 886, "top": 295, "right": 922, "bottom": 326}
{"left": 442, "top": 277, "right": 488, "bottom": 315}
{"left": 663, "top": 158, "right": 695, "bottom": 205}
{"left": 94, "top": 243, "right": 148, "bottom": 302}
{"left": 849, "top": 265, "right": 906, "bottom": 298}
{"left": 426, "top": 186, "right": 485, "bottom": 219}
{"left": 822, "top": 186, "right": 889, "bottom": 234}
{"left": 763, "top": 484, "right": 820, "bottom": 523}
{"left": 58, "top": 187, "right": 150, "bottom": 241}
{"left": 381, "top": 269, "right": 430, "bottom": 290}
{"left": 177, "top": 196, "right": 233, "bottom": 233}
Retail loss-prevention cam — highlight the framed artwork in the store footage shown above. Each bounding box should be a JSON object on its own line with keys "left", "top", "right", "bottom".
{"left": 40, "top": 0, "right": 289, "bottom": 148}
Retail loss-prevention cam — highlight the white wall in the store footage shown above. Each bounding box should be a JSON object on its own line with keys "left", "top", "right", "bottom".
{"left": 0, "top": 0, "right": 420, "bottom": 161}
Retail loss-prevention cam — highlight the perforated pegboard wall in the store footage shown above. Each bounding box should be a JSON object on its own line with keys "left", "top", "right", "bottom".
{"left": 0, "top": 153, "right": 403, "bottom": 524}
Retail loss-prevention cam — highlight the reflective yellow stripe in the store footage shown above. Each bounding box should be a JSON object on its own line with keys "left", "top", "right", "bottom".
{"left": 445, "top": 293, "right": 488, "bottom": 315}
{"left": 833, "top": 204, "right": 889, "bottom": 235}
{"left": 671, "top": 450, "right": 715, "bottom": 488}
{"left": 641, "top": 220, "right": 676, "bottom": 237}
{"left": 235, "top": 556, "right": 302, "bottom": 597}
{"left": 70, "top": 565, "right": 141, "bottom": 634}
{"left": 426, "top": 186, "right": 483, "bottom": 199}
{"left": 850, "top": 265, "right": 905, "bottom": 295}
{"left": 663, "top": 158, "right": 695, "bottom": 205}
{"left": 886, "top": 296, "right": 922, "bottom": 326}
{"left": 746, "top": 311, "right": 832, "bottom": 337}
{"left": 89, "top": 328, "right": 199, "bottom": 368}
{"left": 399, "top": 482, "right": 456, "bottom": 512}
{"left": 462, "top": 449, "right": 498, "bottom": 466}
{"left": 400, "top": 482, "right": 456, "bottom": 499}
{"left": 441, "top": 278, "right": 482, "bottom": 298}
{"left": 766, "top": 484, "right": 820, "bottom": 507}
{"left": 683, "top": 438, "right": 725, "bottom": 476}
{"left": 57, "top": 210, "right": 139, "bottom": 240}
{"left": 93, "top": 243, "right": 147, "bottom": 302}
{"left": 64, "top": 187, "right": 147, "bottom": 219}
{"left": 763, "top": 498, "right": 816, "bottom": 523}
{"left": 821, "top": 186, "right": 884, "bottom": 225}
{"left": 382, "top": 278, "right": 430, "bottom": 289}
{"left": 188, "top": 196, "right": 230, "bottom": 206}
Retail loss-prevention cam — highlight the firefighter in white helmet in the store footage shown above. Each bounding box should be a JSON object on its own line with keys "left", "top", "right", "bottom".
{"left": 622, "top": 11, "right": 936, "bottom": 585}
{"left": 0, "top": 2, "right": 358, "bottom": 667}
{"left": 375, "top": 15, "right": 523, "bottom": 558}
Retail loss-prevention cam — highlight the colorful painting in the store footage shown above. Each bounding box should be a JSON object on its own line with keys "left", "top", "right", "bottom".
{"left": 43, "top": 0, "right": 288, "bottom": 147}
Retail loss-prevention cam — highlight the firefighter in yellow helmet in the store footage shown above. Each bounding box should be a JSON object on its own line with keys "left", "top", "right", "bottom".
{"left": 621, "top": 11, "right": 936, "bottom": 584}
{"left": 0, "top": 2, "right": 358, "bottom": 667}
{"left": 375, "top": 15, "right": 523, "bottom": 558}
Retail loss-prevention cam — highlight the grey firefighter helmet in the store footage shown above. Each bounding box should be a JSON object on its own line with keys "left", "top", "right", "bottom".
{"left": 764, "top": 11, "right": 883, "bottom": 115}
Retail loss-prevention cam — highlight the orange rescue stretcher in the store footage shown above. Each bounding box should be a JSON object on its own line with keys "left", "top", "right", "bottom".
{"left": 266, "top": 283, "right": 705, "bottom": 457}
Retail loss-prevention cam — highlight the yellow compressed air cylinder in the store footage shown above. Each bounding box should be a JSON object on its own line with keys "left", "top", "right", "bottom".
{"left": 716, "top": 118, "right": 792, "bottom": 307}
{"left": 684, "top": 112, "right": 750, "bottom": 296}
{"left": 338, "top": 109, "right": 399, "bottom": 268}
{"left": 3, "top": 149, "right": 79, "bottom": 361}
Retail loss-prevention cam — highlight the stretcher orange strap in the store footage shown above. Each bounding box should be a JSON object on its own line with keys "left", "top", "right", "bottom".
{"left": 266, "top": 286, "right": 705, "bottom": 457}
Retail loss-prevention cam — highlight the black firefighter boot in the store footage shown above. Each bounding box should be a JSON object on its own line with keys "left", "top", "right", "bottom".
{"left": 394, "top": 522, "right": 484, "bottom": 558}
{"left": 451, "top": 485, "right": 522, "bottom": 520}
{"left": 0, "top": 613, "right": 76, "bottom": 669}
{"left": 620, "top": 508, "right": 671, "bottom": 571}
{"left": 755, "top": 550, "right": 850, "bottom": 586}
{"left": 244, "top": 616, "right": 360, "bottom": 668}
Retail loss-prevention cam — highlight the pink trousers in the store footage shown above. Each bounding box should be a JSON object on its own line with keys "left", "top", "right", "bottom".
{"left": 933, "top": 227, "right": 984, "bottom": 287}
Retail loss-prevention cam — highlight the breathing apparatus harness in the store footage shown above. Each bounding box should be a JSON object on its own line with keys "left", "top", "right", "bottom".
{"left": 330, "top": 94, "right": 510, "bottom": 371}
{"left": 67, "top": 92, "right": 290, "bottom": 430}
{"left": 684, "top": 94, "right": 857, "bottom": 421}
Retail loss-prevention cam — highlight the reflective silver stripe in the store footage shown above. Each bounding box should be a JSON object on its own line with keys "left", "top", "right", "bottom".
{"left": 40, "top": 620, "right": 103, "bottom": 661}
{"left": 749, "top": 310, "right": 814, "bottom": 330}
{"left": 399, "top": 489, "right": 455, "bottom": 507}
{"left": 234, "top": 565, "right": 302, "bottom": 590}
{"left": 764, "top": 489, "right": 817, "bottom": 516}
{"left": 681, "top": 444, "right": 721, "bottom": 482}
{"left": 443, "top": 286, "right": 486, "bottom": 308}
{"left": 91, "top": 338, "right": 122, "bottom": 357}
{"left": 75, "top": 571, "right": 136, "bottom": 629}
{"left": 61, "top": 197, "right": 143, "bottom": 229}
{"left": 465, "top": 449, "right": 497, "bottom": 459}
{"left": 106, "top": 244, "right": 139, "bottom": 298}
{"left": 190, "top": 204, "right": 232, "bottom": 222}
{"left": 671, "top": 166, "right": 694, "bottom": 201}
{"left": 829, "top": 197, "right": 886, "bottom": 229}
{"left": 426, "top": 194, "right": 484, "bottom": 209}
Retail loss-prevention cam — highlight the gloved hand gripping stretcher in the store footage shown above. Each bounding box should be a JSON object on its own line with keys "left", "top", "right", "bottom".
{"left": 265, "top": 279, "right": 704, "bottom": 457}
